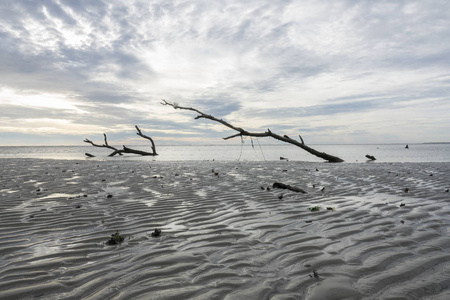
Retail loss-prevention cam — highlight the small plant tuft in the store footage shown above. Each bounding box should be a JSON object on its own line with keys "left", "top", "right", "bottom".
{"left": 106, "top": 230, "right": 124, "bottom": 245}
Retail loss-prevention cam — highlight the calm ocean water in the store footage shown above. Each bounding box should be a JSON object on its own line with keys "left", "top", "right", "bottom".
{"left": 0, "top": 143, "right": 449, "bottom": 163}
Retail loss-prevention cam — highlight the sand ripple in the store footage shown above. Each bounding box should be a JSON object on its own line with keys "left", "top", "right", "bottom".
{"left": 0, "top": 159, "right": 449, "bottom": 299}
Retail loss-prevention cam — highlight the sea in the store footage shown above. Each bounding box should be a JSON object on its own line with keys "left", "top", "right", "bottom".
{"left": 0, "top": 143, "right": 449, "bottom": 163}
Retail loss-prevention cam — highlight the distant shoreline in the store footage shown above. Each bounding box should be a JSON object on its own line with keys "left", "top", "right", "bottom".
{"left": 1, "top": 142, "right": 449, "bottom": 147}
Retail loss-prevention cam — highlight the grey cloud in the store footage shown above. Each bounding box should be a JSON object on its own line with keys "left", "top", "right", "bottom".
{"left": 192, "top": 96, "right": 242, "bottom": 117}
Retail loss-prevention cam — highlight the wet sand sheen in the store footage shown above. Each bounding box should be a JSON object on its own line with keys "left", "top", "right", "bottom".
{"left": 0, "top": 158, "right": 449, "bottom": 299}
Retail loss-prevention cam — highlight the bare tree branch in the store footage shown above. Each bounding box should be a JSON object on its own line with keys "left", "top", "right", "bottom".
{"left": 84, "top": 126, "right": 158, "bottom": 157}
{"left": 161, "top": 100, "right": 344, "bottom": 162}
{"left": 83, "top": 135, "right": 123, "bottom": 155}
{"left": 299, "top": 135, "right": 305, "bottom": 144}
{"left": 135, "top": 125, "right": 157, "bottom": 155}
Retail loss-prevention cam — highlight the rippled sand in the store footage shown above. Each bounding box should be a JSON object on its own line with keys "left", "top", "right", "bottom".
{"left": 0, "top": 158, "right": 449, "bottom": 300}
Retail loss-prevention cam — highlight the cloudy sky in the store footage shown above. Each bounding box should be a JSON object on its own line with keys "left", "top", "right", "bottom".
{"left": 1, "top": 0, "right": 449, "bottom": 146}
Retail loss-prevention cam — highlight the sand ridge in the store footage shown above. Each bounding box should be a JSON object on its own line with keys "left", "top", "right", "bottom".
{"left": 0, "top": 158, "right": 449, "bottom": 299}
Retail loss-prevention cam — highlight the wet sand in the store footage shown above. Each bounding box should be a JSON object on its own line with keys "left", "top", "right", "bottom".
{"left": 0, "top": 158, "right": 449, "bottom": 299}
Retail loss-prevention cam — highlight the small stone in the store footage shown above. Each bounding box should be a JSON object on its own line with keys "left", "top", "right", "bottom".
{"left": 151, "top": 228, "right": 162, "bottom": 237}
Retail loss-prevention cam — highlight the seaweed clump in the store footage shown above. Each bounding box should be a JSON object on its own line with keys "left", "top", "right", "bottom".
{"left": 106, "top": 230, "right": 124, "bottom": 245}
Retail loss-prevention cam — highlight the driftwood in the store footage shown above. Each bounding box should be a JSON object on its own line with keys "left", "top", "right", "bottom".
{"left": 84, "top": 133, "right": 122, "bottom": 155}
{"left": 84, "top": 126, "right": 157, "bottom": 157}
{"left": 85, "top": 153, "right": 95, "bottom": 157}
{"left": 161, "top": 100, "right": 344, "bottom": 162}
{"left": 273, "top": 182, "right": 307, "bottom": 194}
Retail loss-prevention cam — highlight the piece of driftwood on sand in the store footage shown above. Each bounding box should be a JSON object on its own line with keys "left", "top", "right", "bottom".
{"left": 84, "top": 125, "right": 157, "bottom": 157}
{"left": 273, "top": 182, "right": 307, "bottom": 193}
{"left": 161, "top": 100, "right": 344, "bottom": 163}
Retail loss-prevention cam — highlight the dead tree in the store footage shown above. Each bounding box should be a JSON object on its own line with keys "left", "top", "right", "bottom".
{"left": 161, "top": 100, "right": 344, "bottom": 163}
{"left": 84, "top": 126, "right": 158, "bottom": 157}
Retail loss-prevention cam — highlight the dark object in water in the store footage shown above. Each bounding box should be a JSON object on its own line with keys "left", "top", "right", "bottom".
{"left": 280, "top": 156, "right": 289, "bottom": 161}
{"left": 446, "top": 189, "right": 449, "bottom": 193}
{"left": 404, "top": 188, "right": 409, "bottom": 193}
{"left": 273, "top": 182, "right": 307, "bottom": 194}
{"left": 106, "top": 230, "right": 124, "bottom": 245}
{"left": 365, "top": 154, "right": 376, "bottom": 161}
{"left": 405, "top": 144, "right": 409, "bottom": 149}
{"left": 400, "top": 203, "right": 406, "bottom": 207}
{"left": 107, "top": 194, "right": 113, "bottom": 198}
{"left": 278, "top": 194, "right": 283, "bottom": 199}
{"left": 151, "top": 228, "right": 162, "bottom": 237}
{"left": 85, "top": 153, "right": 95, "bottom": 157}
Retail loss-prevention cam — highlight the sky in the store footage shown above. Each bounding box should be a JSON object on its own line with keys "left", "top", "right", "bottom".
{"left": 1, "top": 0, "right": 449, "bottom": 146}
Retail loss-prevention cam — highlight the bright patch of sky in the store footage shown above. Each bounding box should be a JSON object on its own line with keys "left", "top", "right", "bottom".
{"left": 1, "top": 0, "right": 449, "bottom": 146}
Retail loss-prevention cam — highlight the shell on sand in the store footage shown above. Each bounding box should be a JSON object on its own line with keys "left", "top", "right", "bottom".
{"left": 0, "top": 158, "right": 449, "bottom": 299}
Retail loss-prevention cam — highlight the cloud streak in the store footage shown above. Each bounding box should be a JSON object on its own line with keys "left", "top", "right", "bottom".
{"left": 1, "top": 0, "right": 449, "bottom": 145}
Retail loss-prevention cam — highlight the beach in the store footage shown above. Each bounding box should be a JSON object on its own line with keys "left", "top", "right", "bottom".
{"left": 0, "top": 158, "right": 449, "bottom": 300}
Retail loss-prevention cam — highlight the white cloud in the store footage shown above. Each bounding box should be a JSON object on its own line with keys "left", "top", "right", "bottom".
{"left": 0, "top": 0, "right": 449, "bottom": 145}
{"left": 0, "top": 88, "right": 89, "bottom": 113}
